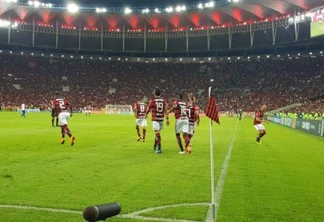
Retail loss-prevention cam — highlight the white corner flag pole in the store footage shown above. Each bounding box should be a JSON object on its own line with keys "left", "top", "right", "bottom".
{"left": 208, "top": 86, "right": 216, "bottom": 220}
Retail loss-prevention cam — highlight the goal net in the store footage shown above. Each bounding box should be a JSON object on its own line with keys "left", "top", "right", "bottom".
{"left": 105, "top": 105, "right": 133, "bottom": 114}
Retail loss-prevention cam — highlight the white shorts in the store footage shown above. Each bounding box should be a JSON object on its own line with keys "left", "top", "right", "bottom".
{"left": 136, "top": 118, "right": 147, "bottom": 127}
{"left": 58, "top": 111, "right": 70, "bottom": 126}
{"left": 175, "top": 119, "right": 189, "bottom": 134}
{"left": 152, "top": 121, "right": 163, "bottom": 131}
{"left": 254, "top": 124, "right": 265, "bottom": 131}
{"left": 188, "top": 123, "right": 196, "bottom": 135}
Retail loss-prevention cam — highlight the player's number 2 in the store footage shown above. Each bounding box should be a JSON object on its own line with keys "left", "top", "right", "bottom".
{"left": 58, "top": 100, "right": 65, "bottom": 109}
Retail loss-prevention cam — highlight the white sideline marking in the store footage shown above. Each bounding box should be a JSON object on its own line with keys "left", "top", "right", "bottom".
{"left": 0, "top": 202, "right": 210, "bottom": 222}
{"left": 0, "top": 204, "right": 81, "bottom": 214}
{"left": 120, "top": 202, "right": 209, "bottom": 222}
{"left": 205, "top": 121, "right": 239, "bottom": 222}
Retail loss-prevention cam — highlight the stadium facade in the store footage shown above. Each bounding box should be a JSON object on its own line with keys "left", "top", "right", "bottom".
{"left": 0, "top": 0, "right": 323, "bottom": 58}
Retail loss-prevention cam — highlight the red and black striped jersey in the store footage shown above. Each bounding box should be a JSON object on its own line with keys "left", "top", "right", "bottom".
{"left": 148, "top": 98, "right": 167, "bottom": 121}
{"left": 134, "top": 102, "right": 147, "bottom": 119}
{"left": 174, "top": 100, "right": 188, "bottom": 120}
{"left": 187, "top": 104, "right": 199, "bottom": 123}
{"left": 52, "top": 99, "right": 69, "bottom": 115}
{"left": 254, "top": 110, "right": 264, "bottom": 125}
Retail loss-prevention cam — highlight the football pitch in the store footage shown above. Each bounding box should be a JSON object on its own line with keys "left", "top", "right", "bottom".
{"left": 0, "top": 112, "right": 324, "bottom": 222}
{"left": 311, "top": 21, "right": 324, "bottom": 38}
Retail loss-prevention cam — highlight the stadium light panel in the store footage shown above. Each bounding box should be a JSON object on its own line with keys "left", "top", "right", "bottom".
{"left": 152, "top": 58, "right": 155, "bottom": 61}
{"left": 193, "top": 58, "right": 196, "bottom": 61}
{"left": 309, "top": 52, "right": 312, "bottom": 55}
{"left": 165, "top": 7, "right": 173, "bottom": 13}
{"left": 165, "top": 58, "right": 168, "bottom": 61}
{"left": 180, "top": 58, "right": 182, "bottom": 61}
{"left": 67, "top": 3, "right": 79, "bottom": 13}
{"left": 28, "top": 1, "right": 33, "bottom": 5}
{"left": 321, "top": 51, "right": 323, "bottom": 54}
{"left": 205, "top": 1, "right": 214, "bottom": 8}
{"left": 141, "top": 8, "right": 149, "bottom": 14}
{"left": 50, "top": 54, "right": 53, "bottom": 57}
{"left": 208, "top": 57, "right": 211, "bottom": 60}
{"left": 31, "top": 53, "right": 34, "bottom": 55}
{"left": 124, "top": 7, "right": 132, "bottom": 14}
{"left": 21, "top": 52, "right": 23, "bottom": 55}
{"left": 41, "top": 54, "right": 44, "bottom": 56}
{"left": 99, "top": 57, "right": 102, "bottom": 60}
{"left": 61, "top": 55, "right": 64, "bottom": 57}
{"left": 154, "top": 8, "right": 161, "bottom": 13}
{"left": 71, "top": 55, "right": 73, "bottom": 58}
{"left": 34, "top": 1, "right": 40, "bottom": 7}
{"left": 197, "top": 3, "right": 203, "bottom": 9}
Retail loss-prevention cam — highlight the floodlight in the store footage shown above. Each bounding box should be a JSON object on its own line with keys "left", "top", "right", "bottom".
{"left": 165, "top": 7, "right": 173, "bottom": 13}
{"left": 34, "top": 1, "right": 40, "bottom": 7}
{"left": 197, "top": 3, "right": 203, "bottom": 9}
{"left": 67, "top": 3, "right": 79, "bottom": 13}
{"left": 124, "top": 7, "right": 132, "bottom": 14}
{"left": 208, "top": 57, "right": 211, "bottom": 60}
{"left": 154, "top": 8, "right": 161, "bottom": 13}
{"left": 141, "top": 8, "right": 149, "bottom": 14}
{"left": 165, "top": 58, "right": 168, "bottom": 61}
{"left": 28, "top": 1, "right": 33, "bottom": 6}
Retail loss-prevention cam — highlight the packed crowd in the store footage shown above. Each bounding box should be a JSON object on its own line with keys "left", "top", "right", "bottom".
{"left": 0, "top": 54, "right": 323, "bottom": 114}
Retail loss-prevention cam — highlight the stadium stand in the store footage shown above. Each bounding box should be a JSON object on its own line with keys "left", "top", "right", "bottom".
{"left": 1, "top": 53, "right": 323, "bottom": 115}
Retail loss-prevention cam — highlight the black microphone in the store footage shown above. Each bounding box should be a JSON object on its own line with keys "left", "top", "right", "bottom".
{"left": 83, "top": 202, "right": 121, "bottom": 222}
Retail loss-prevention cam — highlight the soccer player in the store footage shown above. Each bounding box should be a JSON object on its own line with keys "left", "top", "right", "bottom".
{"left": 133, "top": 98, "right": 147, "bottom": 142}
{"left": 187, "top": 94, "right": 200, "bottom": 145}
{"left": 52, "top": 98, "right": 74, "bottom": 145}
{"left": 145, "top": 89, "right": 169, "bottom": 154}
{"left": 21, "top": 103, "right": 26, "bottom": 118}
{"left": 58, "top": 109, "right": 75, "bottom": 146}
{"left": 239, "top": 109, "right": 243, "bottom": 120}
{"left": 51, "top": 107, "right": 58, "bottom": 127}
{"left": 168, "top": 94, "right": 191, "bottom": 154}
{"left": 254, "top": 105, "right": 268, "bottom": 144}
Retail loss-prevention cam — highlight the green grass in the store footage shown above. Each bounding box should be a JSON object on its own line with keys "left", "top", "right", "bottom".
{"left": 311, "top": 21, "right": 324, "bottom": 37}
{"left": 0, "top": 112, "right": 323, "bottom": 222}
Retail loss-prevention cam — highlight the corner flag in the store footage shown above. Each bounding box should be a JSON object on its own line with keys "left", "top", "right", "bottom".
{"left": 205, "top": 88, "right": 220, "bottom": 124}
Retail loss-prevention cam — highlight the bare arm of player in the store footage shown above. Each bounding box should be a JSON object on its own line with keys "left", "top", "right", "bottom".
{"left": 255, "top": 116, "right": 267, "bottom": 123}
{"left": 196, "top": 111, "right": 200, "bottom": 126}
{"left": 145, "top": 102, "right": 151, "bottom": 118}
{"left": 133, "top": 105, "right": 137, "bottom": 117}
{"left": 69, "top": 105, "right": 73, "bottom": 117}
{"left": 165, "top": 102, "right": 170, "bottom": 126}
{"left": 167, "top": 103, "right": 176, "bottom": 115}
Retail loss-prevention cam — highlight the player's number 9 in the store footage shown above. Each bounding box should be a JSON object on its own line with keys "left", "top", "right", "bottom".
{"left": 155, "top": 102, "right": 164, "bottom": 113}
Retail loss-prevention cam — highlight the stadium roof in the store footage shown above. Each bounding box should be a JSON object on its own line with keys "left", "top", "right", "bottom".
{"left": 0, "top": 0, "right": 323, "bottom": 29}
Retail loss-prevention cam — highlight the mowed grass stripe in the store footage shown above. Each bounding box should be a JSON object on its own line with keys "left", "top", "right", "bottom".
{"left": 217, "top": 118, "right": 324, "bottom": 222}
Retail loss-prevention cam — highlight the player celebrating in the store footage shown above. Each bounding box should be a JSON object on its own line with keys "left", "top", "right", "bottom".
{"left": 133, "top": 98, "right": 148, "bottom": 142}
{"left": 58, "top": 109, "right": 75, "bottom": 146}
{"left": 145, "top": 89, "right": 169, "bottom": 154}
{"left": 168, "top": 94, "right": 191, "bottom": 154}
{"left": 52, "top": 98, "right": 75, "bottom": 145}
{"left": 187, "top": 94, "right": 200, "bottom": 145}
{"left": 254, "top": 105, "right": 268, "bottom": 144}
